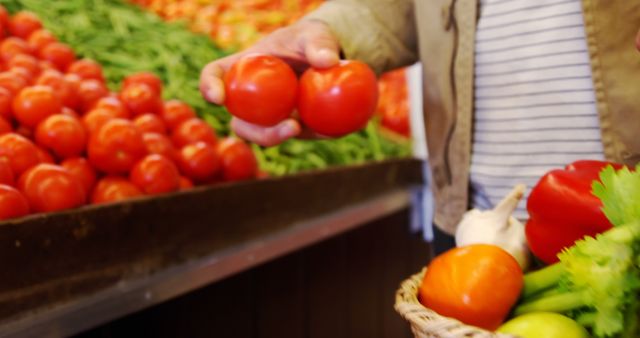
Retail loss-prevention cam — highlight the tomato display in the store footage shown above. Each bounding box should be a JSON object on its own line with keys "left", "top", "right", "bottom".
{"left": 171, "top": 118, "right": 217, "bottom": 147}
{"left": 88, "top": 118, "right": 147, "bottom": 174}
{"left": 38, "top": 42, "right": 76, "bottom": 71}
{"left": 0, "top": 87, "right": 12, "bottom": 120}
{"left": 60, "top": 157, "right": 96, "bottom": 198}
{"left": 216, "top": 137, "right": 258, "bottom": 182}
{"left": 13, "top": 85, "right": 62, "bottom": 128}
{"left": 0, "top": 116, "right": 11, "bottom": 135}
{"left": 77, "top": 79, "right": 109, "bottom": 112}
{"left": 92, "top": 96, "right": 129, "bottom": 119}
{"left": 123, "top": 72, "right": 162, "bottom": 95}
{"left": 18, "top": 163, "right": 85, "bottom": 212}
{"left": 177, "top": 142, "right": 220, "bottom": 183}
{"left": 0, "top": 184, "right": 29, "bottom": 220}
{"left": 161, "top": 99, "right": 195, "bottom": 130}
{"left": 224, "top": 54, "right": 297, "bottom": 126}
{"left": 298, "top": 61, "right": 378, "bottom": 137}
{"left": 0, "top": 133, "right": 40, "bottom": 177}
{"left": 36, "top": 69, "right": 79, "bottom": 109}
{"left": 8, "top": 11, "right": 42, "bottom": 39}
{"left": 130, "top": 154, "right": 180, "bottom": 195}
{"left": 119, "top": 82, "right": 162, "bottom": 116}
{"left": 27, "top": 29, "right": 56, "bottom": 52}
{"left": 82, "top": 108, "right": 115, "bottom": 135}
{"left": 0, "top": 158, "right": 14, "bottom": 185}
{"left": 143, "top": 132, "right": 177, "bottom": 161}
{"left": 8, "top": 54, "right": 39, "bottom": 76}
{"left": 134, "top": 113, "right": 167, "bottom": 134}
{"left": 91, "top": 176, "right": 142, "bottom": 204}
{"left": 0, "top": 70, "right": 28, "bottom": 95}
{"left": 67, "top": 58, "right": 104, "bottom": 82}
{"left": 35, "top": 114, "right": 87, "bottom": 159}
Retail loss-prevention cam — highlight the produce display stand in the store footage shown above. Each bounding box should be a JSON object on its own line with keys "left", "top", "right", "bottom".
{"left": 0, "top": 158, "right": 423, "bottom": 337}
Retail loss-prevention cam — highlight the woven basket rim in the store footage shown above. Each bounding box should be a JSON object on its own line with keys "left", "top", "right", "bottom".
{"left": 394, "top": 269, "right": 517, "bottom": 338}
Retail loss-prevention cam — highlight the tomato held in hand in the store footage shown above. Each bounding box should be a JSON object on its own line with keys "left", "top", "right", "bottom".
{"left": 8, "top": 11, "right": 42, "bottom": 39}
{"left": 216, "top": 137, "right": 258, "bottom": 181}
{"left": 61, "top": 157, "right": 96, "bottom": 197}
{"left": 0, "top": 184, "right": 29, "bottom": 220}
{"left": 88, "top": 118, "right": 147, "bottom": 174}
{"left": 35, "top": 114, "right": 87, "bottom": 159}
{"left": 298, "top": 61, "right": 378, "bottom": 137}
{"left": 162, "top": 100, "right": 196, "bottom": 130}
{"left": 224, "top": 54, "right": 297, "bottom": 126}
{"left": 171, "top": 118, "right": 217, "bottom": 147}
{"left": 177, "top": 142, "right": 220, "bottom": 183}
{"left": 67, "top": 59, "right": 104, "bottom": 82}
{"left": 134, "top": 113, "right": 167, "bottom": 134}
{"left": 130, "top": 154, "right": 180, "bottom": 195}
{"left": 38, "top": 42, "right": 76, "bottom": 72}
{"left": 419, "top": 244, "right": 523, "bottom": 331}
{"left": 91, "top": 176, "right": 143, "bottom": 204}
{"left": 123, "top": 72, "right": 163, "bottom": 95}
{"left": 119, "top": 82, "right": 162, "bottom": 117}
{"left": 0, "top": 133, "right": 40, "bottom": 177}
{"left": 18, "top": 163, "right": 85, "bottom": 212}
{"left": 13, "top": 85, "right": 62, "bottom": 128}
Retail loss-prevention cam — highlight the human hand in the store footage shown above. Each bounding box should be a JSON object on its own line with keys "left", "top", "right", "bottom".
{"left": 200, "top": 20, "right": 340, "bottom": 147}
{"left": 636, "top": 27, "right": 640, "bottom": 51}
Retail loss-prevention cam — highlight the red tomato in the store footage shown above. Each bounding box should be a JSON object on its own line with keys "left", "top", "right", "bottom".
{"left": 36, "top": 69, "right": 79, "bottom": 109}
{"left": 82, "top": 108, "right": 116, "bottom": 135}
{"left": 119, "top": 82, "right": 162, "bottom": 117}
{"left": 130, "top": 154, "right": 180, "bottom": 195}
{"left": 177, "top": 142, "right": 220, "bottom": 183}
{"left": 216, "top": 137, "right": 258, "bottom": 181}
{"left": 179, "top": 176, "right": 193, "bottom": 190}
{"left": 78, "top": 79, "right": 109, "bottom": 112}
{"left": 0, "top": 159, "right": 14, "bottom": 185}
{"left": 35, "top": 114, "right": 87, "bottom": 159}
{"left": 9, "top": 67, "right": 34, "bottom": 85}
{"left": 0, "top": 116, "right": 11, "bottom": 135}
{"left": 142, "top": 132, "right": 177, "bottom": 161}
{"left": 34, "top": 145, "right": 54, "bottom": 164}
{"left": 91, "top": 176, "right": 142, "bottom": 204}
{"left": 27, "top": 29, "right": 56, "bottom": 52}
{"left": 88, "top": 118, "right": 147, "bottom": 174}
{"left": 67, "top": 59, "right": 104, "bottom": 82}
{"left": 0, "top": 5, "right": 9, "bottom": 30}
{"left": 0, "top": 37, "right": 32, "bottom": 61}
{"left": 0, "top": 71, "right": 28, "bottom": 95}
{"left": 61, "top": 107, "right": 79, "bottom": 119}
{"left": 134, "top": 113, "right": 167, "bottom": 134}
{"left": 123, "top": 72, "right": 163, "bottom": 95}
{"left": 92, "top": 96, "right": 129, "bottom": 118}
{"left": 381, "top": 103, "right": 410, "bottom": 136}
{"left": 223, "top": 54, "right": 297, "bottom": 126}
{"left": 0, "top": 86, "right": 11, "bottom": 120}
{"left": 8, "top": 54, "right": 39, "bottom": 77}
{"left": 15, "top": 125, "right": 32, "bottom": 139}
{"left": 18, "top": 163, "right": 85, "bottom": 212}
{"left": 12, "top": 85, "right": 62, "bottom": 128}
{"left": 298, "top": 60, "right": 378, "bottom": 137}
{"left": 38, "top": 42, "right": 76, "bottom": 71}
{"left": 0, "top": 134, "right": 39, "bottom": 177}
{"left": 0, "top": 184, "right": 29, "bottom": 220}
{"left": 171, "top": 118, "right": 217, "bottom": 147}
{"left": 8, "top": 11, "right": 42, "bottom": 39}
{"left": 161, "top": 100, "right": 196, "bottom": 130}
{"left": 60, "top": 157, "right": 96, "bottom": 197}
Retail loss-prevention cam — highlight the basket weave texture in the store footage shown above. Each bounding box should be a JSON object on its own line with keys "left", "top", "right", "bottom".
{"left": 394, "top": 269, "right": 517, "bottom": 338}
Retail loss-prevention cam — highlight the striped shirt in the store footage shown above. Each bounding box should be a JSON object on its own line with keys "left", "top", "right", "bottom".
{"left": 471, "top": 0, "right": 604, "bottom": 219}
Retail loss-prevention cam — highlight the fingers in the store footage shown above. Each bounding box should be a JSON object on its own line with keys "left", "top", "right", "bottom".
{"left": 302, "top": 21, "right": 340, "bottom": 69}
{"left": 231, "top": 117, "right": 301, "bottom": 147}
{"left": 199, "top": 54, "right": 241, "bottom": 104}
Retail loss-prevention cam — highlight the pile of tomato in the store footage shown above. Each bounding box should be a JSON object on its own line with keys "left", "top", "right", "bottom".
{"left": 0, "top": 7, "right": 259, "bottom": 221}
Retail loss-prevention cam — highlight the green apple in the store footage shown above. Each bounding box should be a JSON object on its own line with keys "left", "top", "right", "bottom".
{"left": 497, "top": 312, "right": 589, "bottom": 338}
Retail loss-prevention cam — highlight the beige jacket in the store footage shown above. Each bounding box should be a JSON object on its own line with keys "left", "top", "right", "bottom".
{"left": 306, "top": 0, "right": 640, "bottom": 234}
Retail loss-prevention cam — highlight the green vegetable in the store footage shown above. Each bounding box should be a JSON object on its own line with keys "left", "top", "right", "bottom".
{"left": 0, "top": 0, "right": 410, "bottom": 175}
{"left": 514, "top": 164, "right": 640, "bottom": 338}
{"left": 498, "top": 312, "right": 589, "bottom": 338}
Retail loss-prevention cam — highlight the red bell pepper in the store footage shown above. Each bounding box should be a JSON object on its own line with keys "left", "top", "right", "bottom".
{"left": 525, "top": 160, "right": 624, "bottom": 264}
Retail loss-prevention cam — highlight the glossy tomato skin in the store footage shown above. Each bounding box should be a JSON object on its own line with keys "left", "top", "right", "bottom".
{"left": 13, "top": 85, "right": 62, "bottom": 128}
{"left": 119, "top": 82, "right": 162, "bottom": 117}
{"left": 36, "top": 69, "right": 79, "bottom": 110}
{"left": 0, "top": 87, "right": 12, "bottom": 120}
{"left": 0, "top": 37, "right": 32, "bottom": 61}
{"left": 171, "top": 118, "right": 217, "bottom": 147}
{"left": 91, "top": 176, "right": 142, "bottom": 204}
{"left": 35, "top": 114, "right": 87, "bottom": 159}
{"left": 0, "top": 71, "right": 28, "bottom": 95}
{"left": 123, "top": 72, "right": 163, "bottom": 95}
{"left": 0, "top": 133, "right": 40, "bottom": 176}
{"left": 67, "top": 59, "right": 104, "bottom": 82}
{"left": 8, "top": 11, "right": 42, "bottom": 39}
{"left": 27, "top": 29, "right": 56, "bottom": 52}
{"left": 130, "top": 154, "right": 180, "bottom": 195}
{"left": 9, "top": 67, "right": 34, "bottom": 85}
{"left": 0, "top": 184, "right": 29, "bottom": 220}
{"left": 134, "top": 113, "right": 167, "bottom": 134}
{"left": 298, "top": 61, "right": 378, "bottom": 137}
{"left": 88, "top": 118, "right": 147, "bottom": 174}
{"left": 177, "top": 142, "right": 221, "bottom": 183}
{"left": 82, "top": 108, "right": 115, "bottom": 135}
{"left": 78, "top": 79, "right": 109, "bottom": 113}
{"left": 224, "top": 54, "right": 297, "bottom": 126}
{"left": 419, "top": 244, "right": 523, "bottom": 331}
{"left": 92, "top": 96, "right": 129, "bottom": 119}
{"left": 142, "top": 132, "right": 178, "bottom": 161}
{"left": 38, "top": 42, "right": 76, "bottom": 71}
{"left": 162, "top": 100, "right": 196, "bottom": 130}
{"left": 216, "top": 137, "right": 258, "bottom": 181}
{"left": 8, "top": 54, "right": 40, "bottom": 77}
{"left": 34, "top": 145, "right": 54, "bottom": 164}
{"left": 18, "top": 163, "right": 85, "bottom": 212}
{"left": 60, "top": 157, "right": 96, "bottom": 197}
{"left": 0, "top": 116, "right": 12, "bottom": 135}
{"left": 0, "top": 158, "right": 14, "bottom": 185}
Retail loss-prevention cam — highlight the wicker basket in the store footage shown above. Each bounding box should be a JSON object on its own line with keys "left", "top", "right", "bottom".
{"left": 394, "top": 269, "right": 517, "bottom": 338}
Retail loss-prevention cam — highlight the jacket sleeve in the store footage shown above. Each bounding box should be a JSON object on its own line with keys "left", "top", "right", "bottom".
{"left": 303, "top": 0, "right": 418, "bottom": 74}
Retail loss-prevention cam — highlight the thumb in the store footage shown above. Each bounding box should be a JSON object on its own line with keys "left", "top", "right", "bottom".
{"left": 303, "top": 21, "right": 340, "bottom": 69}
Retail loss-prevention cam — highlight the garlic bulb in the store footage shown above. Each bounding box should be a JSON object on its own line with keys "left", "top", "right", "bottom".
{"left": 455, "top": 184, "right": 530, "bottom": 270}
